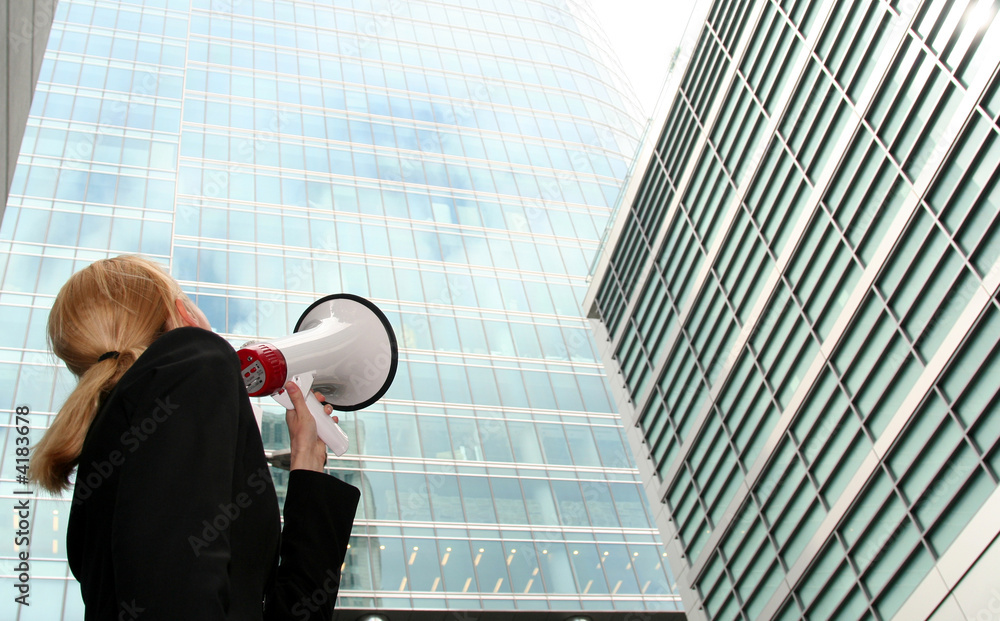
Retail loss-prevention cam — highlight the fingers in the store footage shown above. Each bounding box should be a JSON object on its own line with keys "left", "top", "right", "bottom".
{"left": 313, "top": 391, "right": 338, "bottom": 422}
{"left": 283, "top": 383, "right": 317, "bottom": 438}
{"left": 314, "top": 392, "right": 332, "bottom": 412}
{"left": 285, "top": 383, "right": 326, "bottom": 472}
{"left": 282, "top": 385, "right": 339, "bottom": 473}
{"left": 284, "top": 381, "right": 309, "bottom": 413}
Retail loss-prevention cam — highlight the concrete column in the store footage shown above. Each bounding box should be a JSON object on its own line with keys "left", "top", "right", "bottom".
{"left": 2, "top": 0, "right": 57, "bottom": 223}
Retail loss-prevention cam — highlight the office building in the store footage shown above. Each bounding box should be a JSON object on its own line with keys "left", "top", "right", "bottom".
{"left": 587, "top": 0, "right": 1000, "bottom": 619}
{"left": 3, "top": 0, "right": 58, "bottom": 222}
{"left": 0, "top": 0, "right": 683, "bottom": 617}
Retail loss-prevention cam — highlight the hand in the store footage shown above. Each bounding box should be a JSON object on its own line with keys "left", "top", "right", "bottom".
{"left": 283, "top": 382, "right": 338, "bottom": 473}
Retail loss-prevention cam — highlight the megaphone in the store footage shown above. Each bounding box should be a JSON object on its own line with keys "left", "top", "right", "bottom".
{"left": 237, "top": 294, "right": 398, "bottom": 457}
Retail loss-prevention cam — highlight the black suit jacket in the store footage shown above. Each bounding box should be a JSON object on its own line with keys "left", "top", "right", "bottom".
{"left": 67, "top": 327, "right": 360, "bottom": 620}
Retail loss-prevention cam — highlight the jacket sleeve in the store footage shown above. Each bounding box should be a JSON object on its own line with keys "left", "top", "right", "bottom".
{"left": 264, "top": 470, "right": 361, "bottom": 621}
{"left": 111, "top": 331, "right": 242, "bottom": 620}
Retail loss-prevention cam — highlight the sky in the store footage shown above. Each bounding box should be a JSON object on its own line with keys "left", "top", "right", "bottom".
{"left": 586, "top": 0, "right": 701, "bottom": 119}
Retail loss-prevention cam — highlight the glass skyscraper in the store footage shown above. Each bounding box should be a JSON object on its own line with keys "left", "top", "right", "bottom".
{"left": 588, "top": 0, "right": 1000, "bottom": 619}
{"left": 0, "top": 0, "right": 683, "bottom": 618}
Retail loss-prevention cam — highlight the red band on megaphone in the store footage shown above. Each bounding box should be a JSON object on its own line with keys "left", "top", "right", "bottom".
{"left": 237, "top": 343, "right": 288, "bottom": 397}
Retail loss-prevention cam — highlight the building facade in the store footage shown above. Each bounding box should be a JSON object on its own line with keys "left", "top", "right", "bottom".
{"left": 3, "top": 0, "right": 58, "bottom": 222}
{"left": 0, "top": 0, "right": 681, "bottom": 617}
{"left": 587, "top": 0, "right": 1000, "bottom": 619}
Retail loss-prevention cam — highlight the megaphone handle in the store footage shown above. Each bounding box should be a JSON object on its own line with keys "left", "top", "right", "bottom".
{"left": 271, "top": 374, "right": 350, "bottom": 457}
{"left": 301, "top": 389, "right": 350, "bottom": 457}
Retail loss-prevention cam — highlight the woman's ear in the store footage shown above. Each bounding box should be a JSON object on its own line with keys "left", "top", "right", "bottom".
{"left": 165, "top": 296, "right": 212, "bottom": 331}
{"left": 174, "top": 297, "right": 200, "bottom": 327}
{"left": 164, "top": 297, "right": 203, "bottom": 330}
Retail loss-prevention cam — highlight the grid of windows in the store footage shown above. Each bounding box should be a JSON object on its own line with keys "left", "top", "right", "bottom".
{"left": 823, "top": 127, "right": 910, "bottom": 268}
{"left": 711, "top": 82, "right": 767, "bottom": 187}
{"left": 0, "top": 0, "right": 682, "bottom": 617}
{"left": 779, "top": 59, "right": 851, "bottom": 181}
{"left": 867, "top": 33, "right": 964, "bottom": 182}
{"left": 779, "top": 300, "right": 1000, "bottom": 620}
{"left": 682, "top": 148, "right": 737, "bottom": 252}
{"left": 816, "top": 0, "right": 896, "bottom": 103}
{"left": 590, "top": 0, "right": 1000, "bottom": 619}
{"left": 598, "top": 160, "right": 675, "bottom": 340}
{"left": 744, "top": 139, "right": 811, "bottom": 257}
{"left": 688, "top": 0, "right": 754, "bottom": 122}
{"left": 593, "top": 0, "right": 753, "bottom": 338}
{"left": 924, "top": 107, "right": 1000, "bottom": 277}
{"left": 740, "top": 0, "right": 803, "bottom": 116}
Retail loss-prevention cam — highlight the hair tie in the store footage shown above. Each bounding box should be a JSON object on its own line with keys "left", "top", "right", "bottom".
{"left": 98, "top": 351, "right": 120, "bottom": 362}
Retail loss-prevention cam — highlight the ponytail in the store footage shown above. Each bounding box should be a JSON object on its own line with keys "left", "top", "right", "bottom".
{"left": 30, "top": 354, "right": 131, "bottom": 492}
{"left": 29, "top": 256, "right": 186, "bottom": 494}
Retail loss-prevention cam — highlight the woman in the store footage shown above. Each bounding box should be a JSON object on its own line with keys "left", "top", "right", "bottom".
{"left": 29, "top": 255, "right": 359, "bottom": 620}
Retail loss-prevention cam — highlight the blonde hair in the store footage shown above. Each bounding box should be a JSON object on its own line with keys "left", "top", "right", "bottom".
{"left": 30, "top": 255, "right": 188, "bottom": 493}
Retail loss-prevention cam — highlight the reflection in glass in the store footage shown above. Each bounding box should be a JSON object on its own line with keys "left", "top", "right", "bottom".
{"left": 569, "top": 543, "right": 609, "bottom": 594}
{"left": 429, "top": 475, "right": 465, "bottom": 523}
{"left": 537, "top": 541, "right": 576, "bottom": 593}
{"left": 472, "top": 540, "right": 511, "bottom": 595}
{"left": 505, "top": 543, "right": 543, "bottom": 594}
{"left": 460, "top": 476, "right": 497, "bottom": 523}
{"left": 523, "top": 479, "right": 559, "bottom": 525}
{"left": 403, "top": 538, "right": 441, "bottom": 592}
